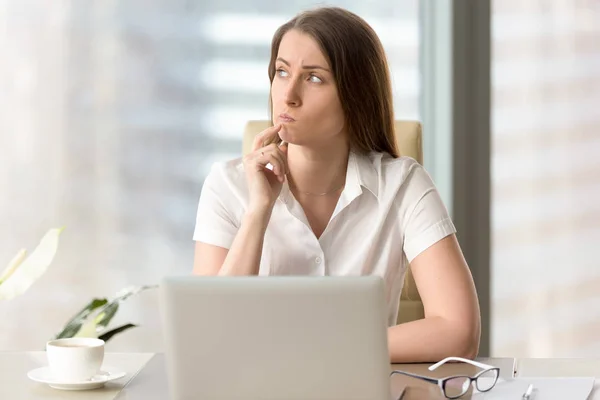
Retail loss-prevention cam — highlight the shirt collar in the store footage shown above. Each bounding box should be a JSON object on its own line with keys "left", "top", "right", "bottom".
{"left": 346, "top": 150, "right": 379, "bottom": 199}
{"left": 279, "top": 150, "right": 379, "bottom": 206}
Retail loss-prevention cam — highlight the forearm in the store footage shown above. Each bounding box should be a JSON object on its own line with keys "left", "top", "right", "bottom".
{"left": 218, "top": 210, "right": 271, "bottom": 276}
{"left": 387, "top": 316, "right": 479, "bottom": 363}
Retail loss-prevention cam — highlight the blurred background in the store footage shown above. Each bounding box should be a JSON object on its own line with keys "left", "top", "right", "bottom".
{"left": 0, "top": 0, "right": 599, "bottom": 357}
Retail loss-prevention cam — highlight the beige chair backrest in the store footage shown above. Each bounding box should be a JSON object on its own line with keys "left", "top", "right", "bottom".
{"left": 243, "top": 120, "right": 425, "bottom": 324}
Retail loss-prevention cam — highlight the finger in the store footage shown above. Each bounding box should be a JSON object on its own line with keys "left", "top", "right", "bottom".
{"left": 279, "top": 141, "right": 288, "bottom": 158}
{"left": 264, "top": 144, "right": 288, "bottom": 175}
{"left": 254, "top": 147, "right": 281, "bottom": 170}
{"left": 276, "top": 145, "right": 288, "bottom": 175}
{"left": 268, "top": 154, "right": 286, "bottom": 179}
{"left": 252, "top": 124, "right": 282, "bottom": 152}
{"left": 256, "top": 143, "right": 286, "bottom": 174}
{"left": 261, "top": 153, "right": 286, "bottom": 182}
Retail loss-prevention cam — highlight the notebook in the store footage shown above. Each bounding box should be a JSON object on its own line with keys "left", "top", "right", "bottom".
{"left": 472, "top": 377, "right": 595, "bottom": 399}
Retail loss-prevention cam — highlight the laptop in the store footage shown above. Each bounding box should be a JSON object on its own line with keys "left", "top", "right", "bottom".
{"left": 159, "top": 275, "right": 393, "bottom": 400}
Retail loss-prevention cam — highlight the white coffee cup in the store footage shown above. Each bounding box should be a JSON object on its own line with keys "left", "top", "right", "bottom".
{"left": 46, "top": 338, "right": 105, "bottom": 382}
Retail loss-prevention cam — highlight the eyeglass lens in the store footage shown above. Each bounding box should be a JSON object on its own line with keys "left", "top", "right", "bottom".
{"left": 444, "top": 376, "right": 471, "bottom": 398}
{"left": 475, "top": 369, "right": 499, "bottom": 392}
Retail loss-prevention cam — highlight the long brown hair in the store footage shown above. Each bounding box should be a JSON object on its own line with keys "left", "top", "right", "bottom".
{"left": 268, "top": 7, "right": 399, "bottom": 157}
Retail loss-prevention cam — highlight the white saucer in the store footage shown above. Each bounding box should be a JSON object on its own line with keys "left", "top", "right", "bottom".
{"left": 27, "top": 366, "right": 126, "bottom": 390}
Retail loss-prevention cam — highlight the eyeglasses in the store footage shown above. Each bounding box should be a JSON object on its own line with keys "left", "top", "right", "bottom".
{"left": 390, "top": 357, "right": 500, "bottom": 399}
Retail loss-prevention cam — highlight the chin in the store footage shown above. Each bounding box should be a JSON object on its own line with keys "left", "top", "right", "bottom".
{"left": 278, "top": 124, "right": 296, "bottom": 144}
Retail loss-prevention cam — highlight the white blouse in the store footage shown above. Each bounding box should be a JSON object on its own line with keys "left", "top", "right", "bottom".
{"left": 193, "top": 151, "right": 456, "bottom": 326}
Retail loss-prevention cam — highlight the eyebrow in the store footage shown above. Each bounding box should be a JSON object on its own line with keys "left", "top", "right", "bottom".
{"left": 276, "top": 57, "right": 330, "bottom": 72}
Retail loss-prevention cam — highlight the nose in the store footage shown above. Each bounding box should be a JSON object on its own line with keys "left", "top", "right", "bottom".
{"left": 284, "top": 78, "right": 302, "bottom": 107}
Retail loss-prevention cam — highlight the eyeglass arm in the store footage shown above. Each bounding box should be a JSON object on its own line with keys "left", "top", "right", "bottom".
{"left": 428, "top": 357, "right": 495, "bottom": 371}
{"left": 390, "top": 370, "right": 439, "bottom": 385}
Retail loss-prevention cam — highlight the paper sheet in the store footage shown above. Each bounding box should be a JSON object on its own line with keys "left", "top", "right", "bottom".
{"left": 471, "top": 377, "right": 595, "bottom": 400}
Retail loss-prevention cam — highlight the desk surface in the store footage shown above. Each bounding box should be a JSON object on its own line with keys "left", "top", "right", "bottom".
{"left": 0, "top": 352, "right": 153, "bottom": 400}
{"left": 116, "top": 354, "right": 515, "bottom": 400}
{"left": 515, "top": 358, "right": 600, "bottom": 400}
{"left": 2, "top": 352, "right": 598, "bottom": 399}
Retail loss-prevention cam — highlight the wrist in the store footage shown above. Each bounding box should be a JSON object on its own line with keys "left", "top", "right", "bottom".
{"left": 243, "top": 207, "right": 272, "bottom": 228}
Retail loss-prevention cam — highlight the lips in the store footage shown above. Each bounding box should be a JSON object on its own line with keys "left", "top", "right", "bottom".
{"left": 279, "top": 113, "right": 295, "bottom": 122}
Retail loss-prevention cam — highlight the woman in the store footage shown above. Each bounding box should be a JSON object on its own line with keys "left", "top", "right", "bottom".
{"left": 193, "top": 6, "right": 481, "bottom": 363}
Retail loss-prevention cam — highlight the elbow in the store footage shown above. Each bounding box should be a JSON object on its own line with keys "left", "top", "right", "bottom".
{"left": 461, "top": 340, "right": 480, "bottom": 360}
{"left": 453, "top": 301, "right": 482, "bottom": 360}
{"left": 456, "top": 320, "right": 481, "bottom": 360}
{"left": 440, "top": 314, "right": 480, "bottom": 360}
{"left": 448, "top": 330, "right": 479, "bottom": 360}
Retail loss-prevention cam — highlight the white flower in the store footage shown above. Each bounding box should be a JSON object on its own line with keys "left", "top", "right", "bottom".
{"left": 0, "top": 227, "right": 64, "bottom": 300}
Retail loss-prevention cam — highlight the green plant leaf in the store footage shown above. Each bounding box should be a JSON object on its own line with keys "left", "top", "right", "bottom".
{"left": 98, "top": 323, "right": 137, "bottom": 342}
{"left": 95, "top": 302, "right": 119, "bottom": 330}
{"left": 73, "top": 317, "right": 99, "bottom": 338}
{"left": 55, "top": 298, "right": 108, "bottom": 339}
{"left": 55, "top": 284, "right": 158, "bottom": 342}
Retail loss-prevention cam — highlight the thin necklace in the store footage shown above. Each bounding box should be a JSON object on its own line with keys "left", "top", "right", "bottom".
{"left": 288, "top": 180, "right": 345, "bottom": 196}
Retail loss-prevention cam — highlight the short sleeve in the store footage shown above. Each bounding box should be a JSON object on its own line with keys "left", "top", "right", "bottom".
{"left": 401, "top": 164, "right": 456, "bottom": 262}
{"left": 193, "top": 163, "right": 239, "bottom": 249}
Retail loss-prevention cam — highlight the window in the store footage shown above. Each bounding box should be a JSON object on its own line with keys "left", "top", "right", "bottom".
{"left": 491, "top": 0, "right": 600, "bottom": 357}
{"left": 0, "top": 1, "right": 420, "bottom": 350}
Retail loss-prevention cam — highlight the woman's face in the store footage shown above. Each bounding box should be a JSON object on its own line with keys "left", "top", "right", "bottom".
{"left": 271, "top": 29, "right": 346, "bottom": 147}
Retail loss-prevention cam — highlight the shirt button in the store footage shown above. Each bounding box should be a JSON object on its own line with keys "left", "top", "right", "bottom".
{"left": 315, "top": 257, "right": 322, "bottom": 264}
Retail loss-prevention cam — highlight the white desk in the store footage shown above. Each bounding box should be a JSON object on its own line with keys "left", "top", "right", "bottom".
{"left": 516, "top": 358, "right": 600, "bottom": 400}
{"left": 0, "top": 352, "right": 153, "bottom": 400}
{"left": 3, "top": 352, "right": 599, "bottom": 399}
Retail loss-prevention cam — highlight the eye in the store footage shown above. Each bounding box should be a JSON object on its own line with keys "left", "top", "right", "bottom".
{"left": 276, "top": 68, "right": 289, "bottom": 77}
{"left": 309, "top": 74, "right": 323, "bottom": 83}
